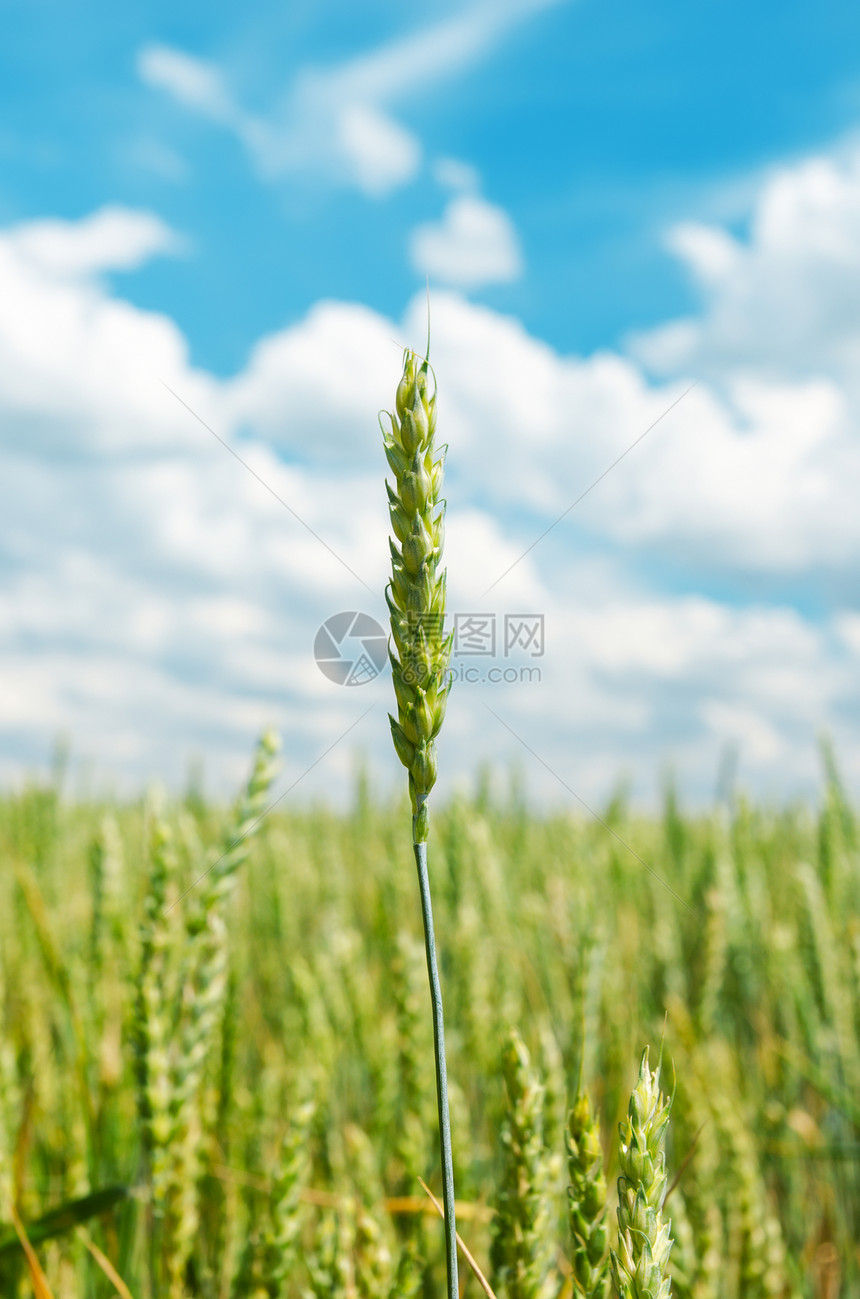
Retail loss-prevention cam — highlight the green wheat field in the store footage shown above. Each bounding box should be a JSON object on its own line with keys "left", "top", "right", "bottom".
{"left": 0, "top": 734, "right": 856, "bottom": 1297}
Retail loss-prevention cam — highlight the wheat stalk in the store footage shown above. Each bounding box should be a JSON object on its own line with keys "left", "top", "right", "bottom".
{"left": 382, "top": 345, "right": 457, "bottom": 1299}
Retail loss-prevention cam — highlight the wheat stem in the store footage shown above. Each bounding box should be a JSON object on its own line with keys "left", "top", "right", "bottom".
{"left": 414, "top": 833, "right": 458, "bottom": 1296}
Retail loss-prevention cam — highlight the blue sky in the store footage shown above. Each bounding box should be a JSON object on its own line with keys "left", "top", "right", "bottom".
{"left": 5, "top": 0, "right": 860, "bottom": 369}
{"left": 2, "top": 0, "right": 860, "bottom": 808}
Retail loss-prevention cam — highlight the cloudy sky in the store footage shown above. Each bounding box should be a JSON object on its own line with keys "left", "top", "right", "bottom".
{"left": 2, "top": 0, "right": 860, "bottom": 810}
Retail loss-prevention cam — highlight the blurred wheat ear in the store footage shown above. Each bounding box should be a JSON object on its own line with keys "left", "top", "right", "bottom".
{"left": 567, "top": 1089, "right": 610, "bottom": 1298}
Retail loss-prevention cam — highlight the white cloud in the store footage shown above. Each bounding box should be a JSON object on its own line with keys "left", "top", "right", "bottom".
{"left": 410, "top": 196, "right": 524, "bottom": 288}
{"left": 433, "top": 157, "right": 481, "bottom": 193}
{"left": 5, "top": 206, "right": 183, "bottom": 277}
{"left": 312, "top": 0, "right": 569, "bottom": 107}
{"left": 334, "top": 103, "right": 421, "bottom": 198}
{"left": 397, "top": 287, "right": 860, "bottom": 577}
{"left": 3, "top": 170, "right": 860, "bottom": 806}
{"left": 836, "top": 612, "right": 860, "bottom": 655}
{"left": 700, "top": 701, "right": 784, "bottom": 766}
{"left": 136, "top": 1, "right": 568, "bottom": 197}
{"left": 632, "top": 142, "right": 860, "bottom": 389}
{"left": 0, "top": 207, "right": 207, "bottom": 454}
{"left": 138, "top": 45, "right": 232, "bottom": 118}
{"left": 593, "top": 374, "right": 858, "bottom": 571}
{"left": 437, "top": 576, "right": 851, "bottom": 807}
{"left": 137, "top": 40, "right": 421, "bottom": 198}
{"left": 225, "top": 299, "right": 398, "bottom": 462}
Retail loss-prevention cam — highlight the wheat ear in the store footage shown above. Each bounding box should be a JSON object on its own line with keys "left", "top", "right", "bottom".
{"left": 490, "top": 1030, "right": 556, "bottom": 1299}
{"left": 383, "top": 346, "right": 457, "bottom": 1299}
{"left": 567, "top": 1091, "right": 609, "bottom": 1298}
{"left": 611, "top": 1049, "right": 674, "bottom": 1299}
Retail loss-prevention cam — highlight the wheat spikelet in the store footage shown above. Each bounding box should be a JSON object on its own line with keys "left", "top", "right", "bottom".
{"left": 665, "top": 1187, "right": 696, "bottom": 1297}
{"left": 611, "top": 1049, "right": 674, "bottom": 1299}
{"left": 232, "top": 1094, "right": 316, "bottom": 1297}
{"left": 268, "top": 1097, "right": 316, "bottom": 1283}
{"left": 134, "top": 812, "right": 178, "bottom": 1211}
{"left": 705, "top": 1059, "right": 788, "bottom": 1299}
{"left": 383, "top": 344, "right": 459, "bottom": 1299}
{"left": 566, "top": 1091, "right": 609, "bottom": 1299}
{"left": 490, "top": 1030, "right": 557, "bottom": 1299}
{"left": 163, "top": 731, "right": 280, "bottom": 1295}
{"left": 354, "top": 1205, "right": 394, "bottom": 1299}
{"left": 306, "top": 1210, "right": 355, "bottom": 1298}
{"left": 174, "top": 730, "right": 280, "bottom": 1112}
{"left": 88, "top": 813, "right": 123, "bottom": 987}
{"left": 696, "top": 884, "right": 727, "bottom": 1036}
{"left": 382, "top": 348, "right": 451, "bottom": 845}
{"left": 796, "top": 860, "right": 859, "bottom": 1084}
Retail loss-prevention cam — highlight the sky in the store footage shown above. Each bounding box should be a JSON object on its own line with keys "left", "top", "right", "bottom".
{"left": 2, "top": 0, "right": 860, "bottom": 811}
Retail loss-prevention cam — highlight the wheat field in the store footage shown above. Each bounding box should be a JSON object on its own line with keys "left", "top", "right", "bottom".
{"left": 0, "top": 738, "right": 856, "bottom": 1297}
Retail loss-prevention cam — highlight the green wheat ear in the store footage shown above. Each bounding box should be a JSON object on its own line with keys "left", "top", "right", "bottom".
{"left": 382, "top": 344, "right": 459, "bottom": 1299}
{"left": 382, "top": 348, "right": 452, "bottom": 845}
{"left": 567, "top": 1090, "right": 610, "bottom": 1298}
{"left": 611, "top": 1049, "right": 674, "bottom": 1299}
